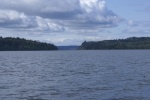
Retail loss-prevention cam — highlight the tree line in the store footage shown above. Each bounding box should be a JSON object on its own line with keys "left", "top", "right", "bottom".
{"left": 79, "top": 37, "right": 150, "bottom": 50}
{"left": 0, "top": 37, "right": 57, "bottom": 51}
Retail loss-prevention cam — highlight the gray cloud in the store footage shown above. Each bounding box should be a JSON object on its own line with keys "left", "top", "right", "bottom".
{"left": 0, "top": 10, "right": 65, "bottom": 32}
{"left": 0, "top": 0, "right": 122, "bottom": 31}
{"left": 0, "top": 0, "right": 81, "bottom": 19}
{"left": 63, "top": 0, "right": 123, "bottom": 29}
{"left": 0, "top": 10, "right": 37, "bottom": 28}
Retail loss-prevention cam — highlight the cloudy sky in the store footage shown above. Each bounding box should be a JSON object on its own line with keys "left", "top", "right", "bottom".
{"left": 0, "top": 0, "right": 150, "bottom": 46}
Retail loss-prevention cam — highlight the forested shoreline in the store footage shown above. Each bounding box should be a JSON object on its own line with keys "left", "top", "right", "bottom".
{"left": 0, "top": 37, "right": 57, "bottom": 51}
{"left": 1, "top": 37, "right": 150, "bottom": 51}
{"left": 79, "top": 37, "right": 150, "bottom": 50}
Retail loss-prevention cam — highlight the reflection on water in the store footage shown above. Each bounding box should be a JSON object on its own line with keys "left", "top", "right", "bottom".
{"left": 0, "top": 50, "right": 150, "bottom": 100}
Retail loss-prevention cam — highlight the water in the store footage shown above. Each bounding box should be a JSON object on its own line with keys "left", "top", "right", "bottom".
{"left": 0, "top": 50, "right": 150, "bottom": 100}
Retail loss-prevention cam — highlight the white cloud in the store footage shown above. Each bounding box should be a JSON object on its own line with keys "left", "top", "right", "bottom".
{"left": 127, "top": 20, "right": 150, "bottom": 27}
{"left": 0, "top": 10, "right": 65, "bottom": 32}
{"left": 127, "top": 20, "right": 138, "bottom": 26}
{"left": 72, "top": 0, "right": 123, "bottom": 28}
{"left": 0, "top": 10, "right": 36, "bottom": 28}
{"left": 123, "top": 28, "right": 150, "bottom": 34}
{"left": 35, "top": 17, "right": 65, "bottom": 32}
{"left": 0, "top": 0, "right": 122, "bottom": 30}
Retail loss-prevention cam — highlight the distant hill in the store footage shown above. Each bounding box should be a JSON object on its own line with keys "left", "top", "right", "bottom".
{"left": 79, "top": 37, "right": 150, "bottom": 50}
{"left": 0, "top": 37, "right": 58, "bottom": 51}
{"left": 57, "top": 46, "right": 79, "bottom": 50}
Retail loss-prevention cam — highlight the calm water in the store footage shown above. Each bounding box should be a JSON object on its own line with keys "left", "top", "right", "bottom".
{"left": 0, "top": 50, "right": 150, "bottom": 100}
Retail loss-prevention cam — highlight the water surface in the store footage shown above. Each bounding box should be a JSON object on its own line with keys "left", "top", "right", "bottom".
{"left": 0, "top": 50, "right": 150, "bottom": 100}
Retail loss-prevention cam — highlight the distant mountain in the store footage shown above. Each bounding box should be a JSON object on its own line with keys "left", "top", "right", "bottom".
{"left": 57, "top": 46, "right": 79, "bottom": 50}
{"left": 79, "top": 37, "right": 150, "bottom": 50}
{"left": 0, "top": 37, "right": 58, "bottom": 51}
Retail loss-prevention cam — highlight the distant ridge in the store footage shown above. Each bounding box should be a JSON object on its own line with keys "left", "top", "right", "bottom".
{"left": 79, "top": 37, "right": 150, "bottom": 50}
{"left": 57, "top": 46, "right": 79, "bottom": 50}
{"left": 0, "top": 37, "right": 57, "bottom": 51}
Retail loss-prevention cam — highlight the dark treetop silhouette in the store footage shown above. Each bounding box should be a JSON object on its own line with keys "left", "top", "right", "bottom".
{"left": 0, "top": 37, "right": 57, "bottom": 51}
{"left": 79, "top": 37, "right": 150, "bottom": 50}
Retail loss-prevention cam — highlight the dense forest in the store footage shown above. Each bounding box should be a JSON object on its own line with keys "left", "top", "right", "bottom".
{"left": 0, "top": 37, "right": 57, "bottom": 51}
{"left": 79, "top": 37, "right": 150, "bottom": 50}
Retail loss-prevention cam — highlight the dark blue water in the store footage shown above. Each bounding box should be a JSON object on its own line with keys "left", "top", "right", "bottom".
{"left": 0, "top": 50, "right": 150, "bottom": 100}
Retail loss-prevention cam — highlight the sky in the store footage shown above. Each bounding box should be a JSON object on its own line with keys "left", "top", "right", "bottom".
{"left": 0, "top": 0, "right": 150, "bottom": 46}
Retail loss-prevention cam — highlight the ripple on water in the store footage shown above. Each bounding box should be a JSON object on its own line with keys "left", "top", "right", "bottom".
{"left": 0, "top": 51, "right": 150, "bottom": 100}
